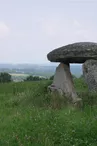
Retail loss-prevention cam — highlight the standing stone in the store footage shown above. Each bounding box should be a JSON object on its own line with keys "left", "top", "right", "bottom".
{"left": 83, "top": 59, "right": 97, "bottom": 91}
{"left": 48, "top": 63, "right": 81, "bottom": 103}
{"left": 47, "top": 42, "right": 97, "bottom": 106}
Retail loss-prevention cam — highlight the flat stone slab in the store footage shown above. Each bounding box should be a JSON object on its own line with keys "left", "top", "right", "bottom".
{"left": 47, "top": 42, "right": 97, "bottom": 63}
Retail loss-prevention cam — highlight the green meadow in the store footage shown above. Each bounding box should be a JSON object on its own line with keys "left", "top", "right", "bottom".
{"left": 0, "top": 78, "right": 97, "bottom": 146}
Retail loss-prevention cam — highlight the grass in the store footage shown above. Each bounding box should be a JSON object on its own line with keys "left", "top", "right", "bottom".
{"left": 0, "top": 79, "right": 97, "bottom": 145}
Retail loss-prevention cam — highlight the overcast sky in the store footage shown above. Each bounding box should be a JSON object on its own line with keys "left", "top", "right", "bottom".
{"left": 0, "top": 0, "right": 97, "bottom": 64}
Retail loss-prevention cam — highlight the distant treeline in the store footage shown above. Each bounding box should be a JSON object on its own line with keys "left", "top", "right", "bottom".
{"left": 0, "top": 72, "right": 48, "bottom": 83}
{"left": 24, "top": 75, "right": 48, "bottom": 81}
{"left": 0, "top": 72, "right": 83, "bottom": 83}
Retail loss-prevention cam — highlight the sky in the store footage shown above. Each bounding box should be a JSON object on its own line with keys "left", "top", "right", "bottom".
{"left": 0, "top": 0, "right": 97, "bottom": 64}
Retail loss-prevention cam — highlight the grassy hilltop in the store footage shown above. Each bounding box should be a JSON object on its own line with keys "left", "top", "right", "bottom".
{"left": 0, "top": 78, "right": 97, "bottom": 145}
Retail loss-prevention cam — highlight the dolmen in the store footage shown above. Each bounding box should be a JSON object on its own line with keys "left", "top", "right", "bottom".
{"left": 47, "top": 42, "right": 97, "bottom": 104}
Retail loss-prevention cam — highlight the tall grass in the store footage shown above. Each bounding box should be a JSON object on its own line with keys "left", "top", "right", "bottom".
{"left": 0, "top": 79, "right": 97, "bottom": 145}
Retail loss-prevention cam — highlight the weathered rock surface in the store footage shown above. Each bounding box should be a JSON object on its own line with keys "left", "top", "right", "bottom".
{"left": 83, "top": 59, "right": 97, "bottom": 91}
{"left": 47, "top": 42, "right": 97, "bottom": 63}
{"left": 48, "top": 63, "right": 81, "bottom": 103}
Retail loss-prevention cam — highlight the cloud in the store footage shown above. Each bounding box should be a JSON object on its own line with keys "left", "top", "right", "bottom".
{"left": 39, "top": 17, "right": 86, "bottom": 39}
{"left": 39, "top": 17, "right": 61, "bottom": 37}
{"left": 36, "top": 17, "right": 97, "bottom": 49}
{"left": 73, "top": 20, "right": 81, "bottom": 28}
{"left": 73, "top": 20, "right": 89, "bottom": 40}
{"left": 0, "top": 22, "right": 10, "bottom": 38}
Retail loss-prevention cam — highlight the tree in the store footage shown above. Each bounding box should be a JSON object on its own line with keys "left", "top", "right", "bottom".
{"left": 49, "top": 74, "right": 76, "bottom": 80}
{"left": 72, "top": 74, "right": 77, "bottom": 79}
{"left": 24, "top": 75, "right": 33, "bottom": 81}
{"left": 79, "top": 74, "right": 84, "bottom": 79}
{"left": 24, "top": 75, "right": 46, "bottom": 81}
{"left": 49, "top": 75, "right": 54, "bottom": 80}
{"left": 0, "top": 72, "right": 12, "bottom": 83}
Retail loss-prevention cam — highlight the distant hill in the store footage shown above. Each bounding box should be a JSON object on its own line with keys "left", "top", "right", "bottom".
{"left": 0, "top": 63, "right": 82, "bottom": 78}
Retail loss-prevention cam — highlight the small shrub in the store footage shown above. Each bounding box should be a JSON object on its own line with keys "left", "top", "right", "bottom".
{"left": 0, "top": 72, "right": 12, "bottom": 83}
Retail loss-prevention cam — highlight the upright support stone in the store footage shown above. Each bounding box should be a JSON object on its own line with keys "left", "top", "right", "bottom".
{"left": 83, "top": 59, "right": 97, "bottom": 91}
{"left": 48, "top": 63, "right": 81, "bottom": 103}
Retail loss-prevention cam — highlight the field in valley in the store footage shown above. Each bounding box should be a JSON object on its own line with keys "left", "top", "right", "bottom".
{"left": 10, "top": 73, "right": 29, "bottom": 77}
